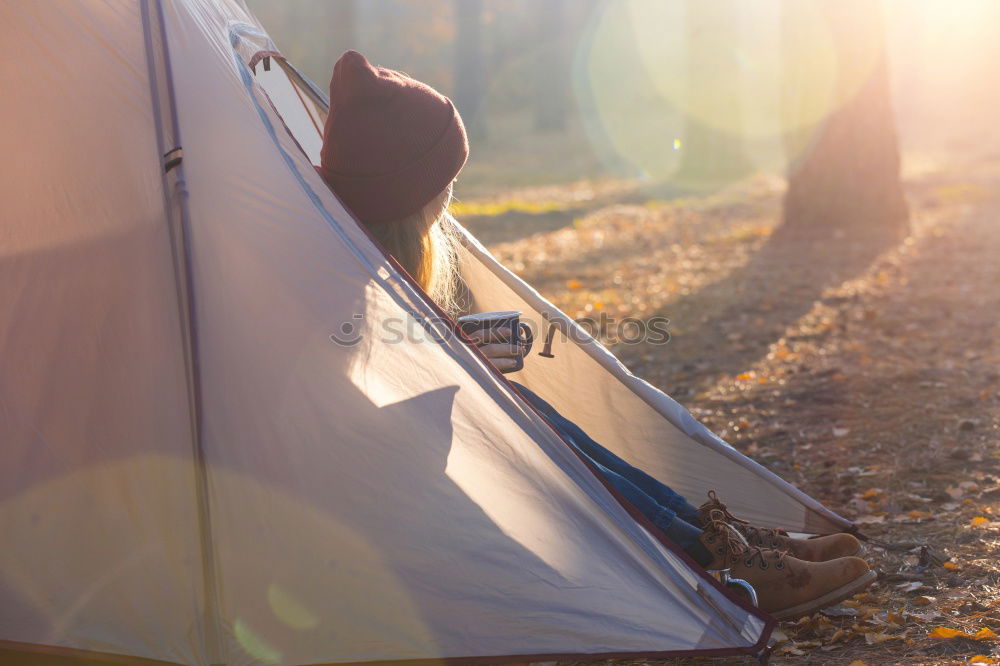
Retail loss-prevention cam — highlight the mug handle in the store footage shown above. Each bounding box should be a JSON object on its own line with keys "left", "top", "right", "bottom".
{"left": 518, "top": 321, "right": 534, "bottom": 355}
{"left": 725, "top": 578, "right": 759, "bottom": 607}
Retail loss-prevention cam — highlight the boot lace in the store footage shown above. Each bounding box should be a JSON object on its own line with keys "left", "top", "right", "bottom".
{"left": 703, "top": 508, "right": 788, "bottom": 571}
{"left": 705, "top": 489, "right": 787, "bottom": 549}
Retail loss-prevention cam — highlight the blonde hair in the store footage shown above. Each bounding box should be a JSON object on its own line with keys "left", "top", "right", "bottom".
{"left": 367, "top": 184, "right": 464, "bottom": 316}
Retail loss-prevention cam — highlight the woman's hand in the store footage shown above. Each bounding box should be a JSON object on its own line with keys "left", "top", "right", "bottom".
{"left": 467, "top": 326, "right": 522, "bottom": 373}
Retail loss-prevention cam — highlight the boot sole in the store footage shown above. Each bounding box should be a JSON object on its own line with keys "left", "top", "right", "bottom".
{"left": 771, "top": 570, "right": 877, "bottom": 620}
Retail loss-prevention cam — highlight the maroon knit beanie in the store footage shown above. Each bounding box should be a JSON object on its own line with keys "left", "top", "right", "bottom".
{"left": 319, "top": 50, "right": 469, "bottom": 225}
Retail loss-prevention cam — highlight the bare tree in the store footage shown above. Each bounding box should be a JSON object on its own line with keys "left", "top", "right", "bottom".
{"left": 535, "top": 0, "right": 569, "bottom": 132}
{"left": 674, "top": 0, "right": 753, "bottom": 189}
{"left": 453, "top": 0, "right": 485, "bottom": 137}
{"left": 781, "top": 0, "right": 908, "bottom": 240}
{"left": 244, "top": 0, "right": 357, "bottom": 84}
{"left": 326, "top": 0, "right": 358, "bottom": 59}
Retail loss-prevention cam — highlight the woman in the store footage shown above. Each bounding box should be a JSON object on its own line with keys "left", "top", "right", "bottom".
{"left": 318, "top": 50, "right": 873, "bottom": 619}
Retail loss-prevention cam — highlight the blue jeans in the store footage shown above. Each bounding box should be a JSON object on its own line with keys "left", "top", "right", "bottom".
{"left": 512, "top": 383, "right": 705, "bottom": 553}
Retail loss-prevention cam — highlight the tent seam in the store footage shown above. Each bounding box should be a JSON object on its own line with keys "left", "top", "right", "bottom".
{"left": 142, "top": 1, "right": 227, "bottom": 662}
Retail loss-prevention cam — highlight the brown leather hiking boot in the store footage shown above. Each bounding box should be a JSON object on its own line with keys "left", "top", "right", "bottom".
{"left": 697, "top": 490, "right": 861, "bottom": 562}
{"left": 700, "top": 510, "right": 875, "bottom": 619}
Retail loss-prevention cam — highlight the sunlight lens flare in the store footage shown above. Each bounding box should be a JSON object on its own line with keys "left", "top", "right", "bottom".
{"left": 235, "top": 618, "right": 283, "bottom": 665}
{"left": 574, "top": 0, "right": 881, "bottom": 186}
{"left": 268, "top": 583, "right": 321, "bottom": 631}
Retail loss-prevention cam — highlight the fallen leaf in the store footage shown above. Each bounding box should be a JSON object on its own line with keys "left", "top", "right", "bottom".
{"left": 943, "top": 561, "right": 959, "bottom": 570}
{"left": 930, "top": 627, "right": 966, "bottom": 639}
{"left": 969, "top": 655, "right": 996, "bottom": 664}
{"left": 930, "top": 627, "right": 999, "bottom": 640}
{"left": 865, "top": 632, "right": 898, "bottom": 645}
{"left": 566, "top": 279, "right": 582, "bottom": 290}
{"left": 822, "top": 606, "right": 859, "bottom": 617}
{"left": 909, "top": 610, "right": 943, "bottom": 622}
{"left": 856, "top": 514, "right": 886, "bottom": 525}
{"left": 971, "top": 516, "right": 989, "bottom": 527}
{"left": 847, "top": 498, "right": 870, "bottom": 513}
{"left": 829, "top": 629, "right": 851, "bottom": 642}
{"left": 847, "top": 660, "right": 868, "bottom": 666}
{"left": 857, "top": 605, "right": 880, "bottom": 619}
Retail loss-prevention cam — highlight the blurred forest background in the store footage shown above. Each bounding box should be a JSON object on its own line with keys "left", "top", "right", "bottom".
{"left": 247, "top": 0, "right": 1000, "bottom": 204}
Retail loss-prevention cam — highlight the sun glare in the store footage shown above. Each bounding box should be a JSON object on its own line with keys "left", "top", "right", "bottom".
{"left": 574, "top": 0, "right": 1000, "bottom": 187}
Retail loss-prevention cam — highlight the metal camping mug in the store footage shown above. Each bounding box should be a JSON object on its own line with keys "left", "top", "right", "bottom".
{"left": 706, "top": 568, "right": 759, "bottom": 607}
{"left": 457, "top": 310, "right": 534, "bottom": 373}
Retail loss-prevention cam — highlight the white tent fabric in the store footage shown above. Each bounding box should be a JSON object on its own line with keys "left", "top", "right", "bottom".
{"left": 0, "top": 0, "right": 855, "bottom": 664}
{"left": 456, "top": 226, "right": 852, "bottom": 536}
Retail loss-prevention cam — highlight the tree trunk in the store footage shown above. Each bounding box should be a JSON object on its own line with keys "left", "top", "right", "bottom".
{"left": 534, "top": 0, "right": 569, "bottom": 132}
{"left": 781, "top": 0, "right": 909, "bottom": 241}
{"left": 327, "top": 0, "right": 358, "bottom": 60}
{"left": 674, "top": 0, "right": 753, "bottom": 189}
{"left": 453, "top": 0, "right": 485, "bottom": 138}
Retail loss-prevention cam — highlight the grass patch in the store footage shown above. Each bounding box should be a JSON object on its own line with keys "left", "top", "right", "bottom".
{"left": 449, "top": 199, "right": 570, "bottom": 218}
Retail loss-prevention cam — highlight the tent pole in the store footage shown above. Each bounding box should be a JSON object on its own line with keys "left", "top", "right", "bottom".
{"left": 140, "top": 0, "right": 226, "bottom": 662}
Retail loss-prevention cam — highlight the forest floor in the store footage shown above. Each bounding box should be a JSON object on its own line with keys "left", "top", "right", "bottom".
{"left": 458, "top": 154, "right": 1000, "bottom": 665}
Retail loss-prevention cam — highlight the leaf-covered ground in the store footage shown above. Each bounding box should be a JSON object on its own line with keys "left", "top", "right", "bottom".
{"left": 460, "top": 158, "right": 1000, "bottom": 665}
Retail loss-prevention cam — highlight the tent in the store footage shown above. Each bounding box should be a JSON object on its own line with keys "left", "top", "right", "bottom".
{"left": 0, "top": 0, "right": 856, "bottom": 664}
